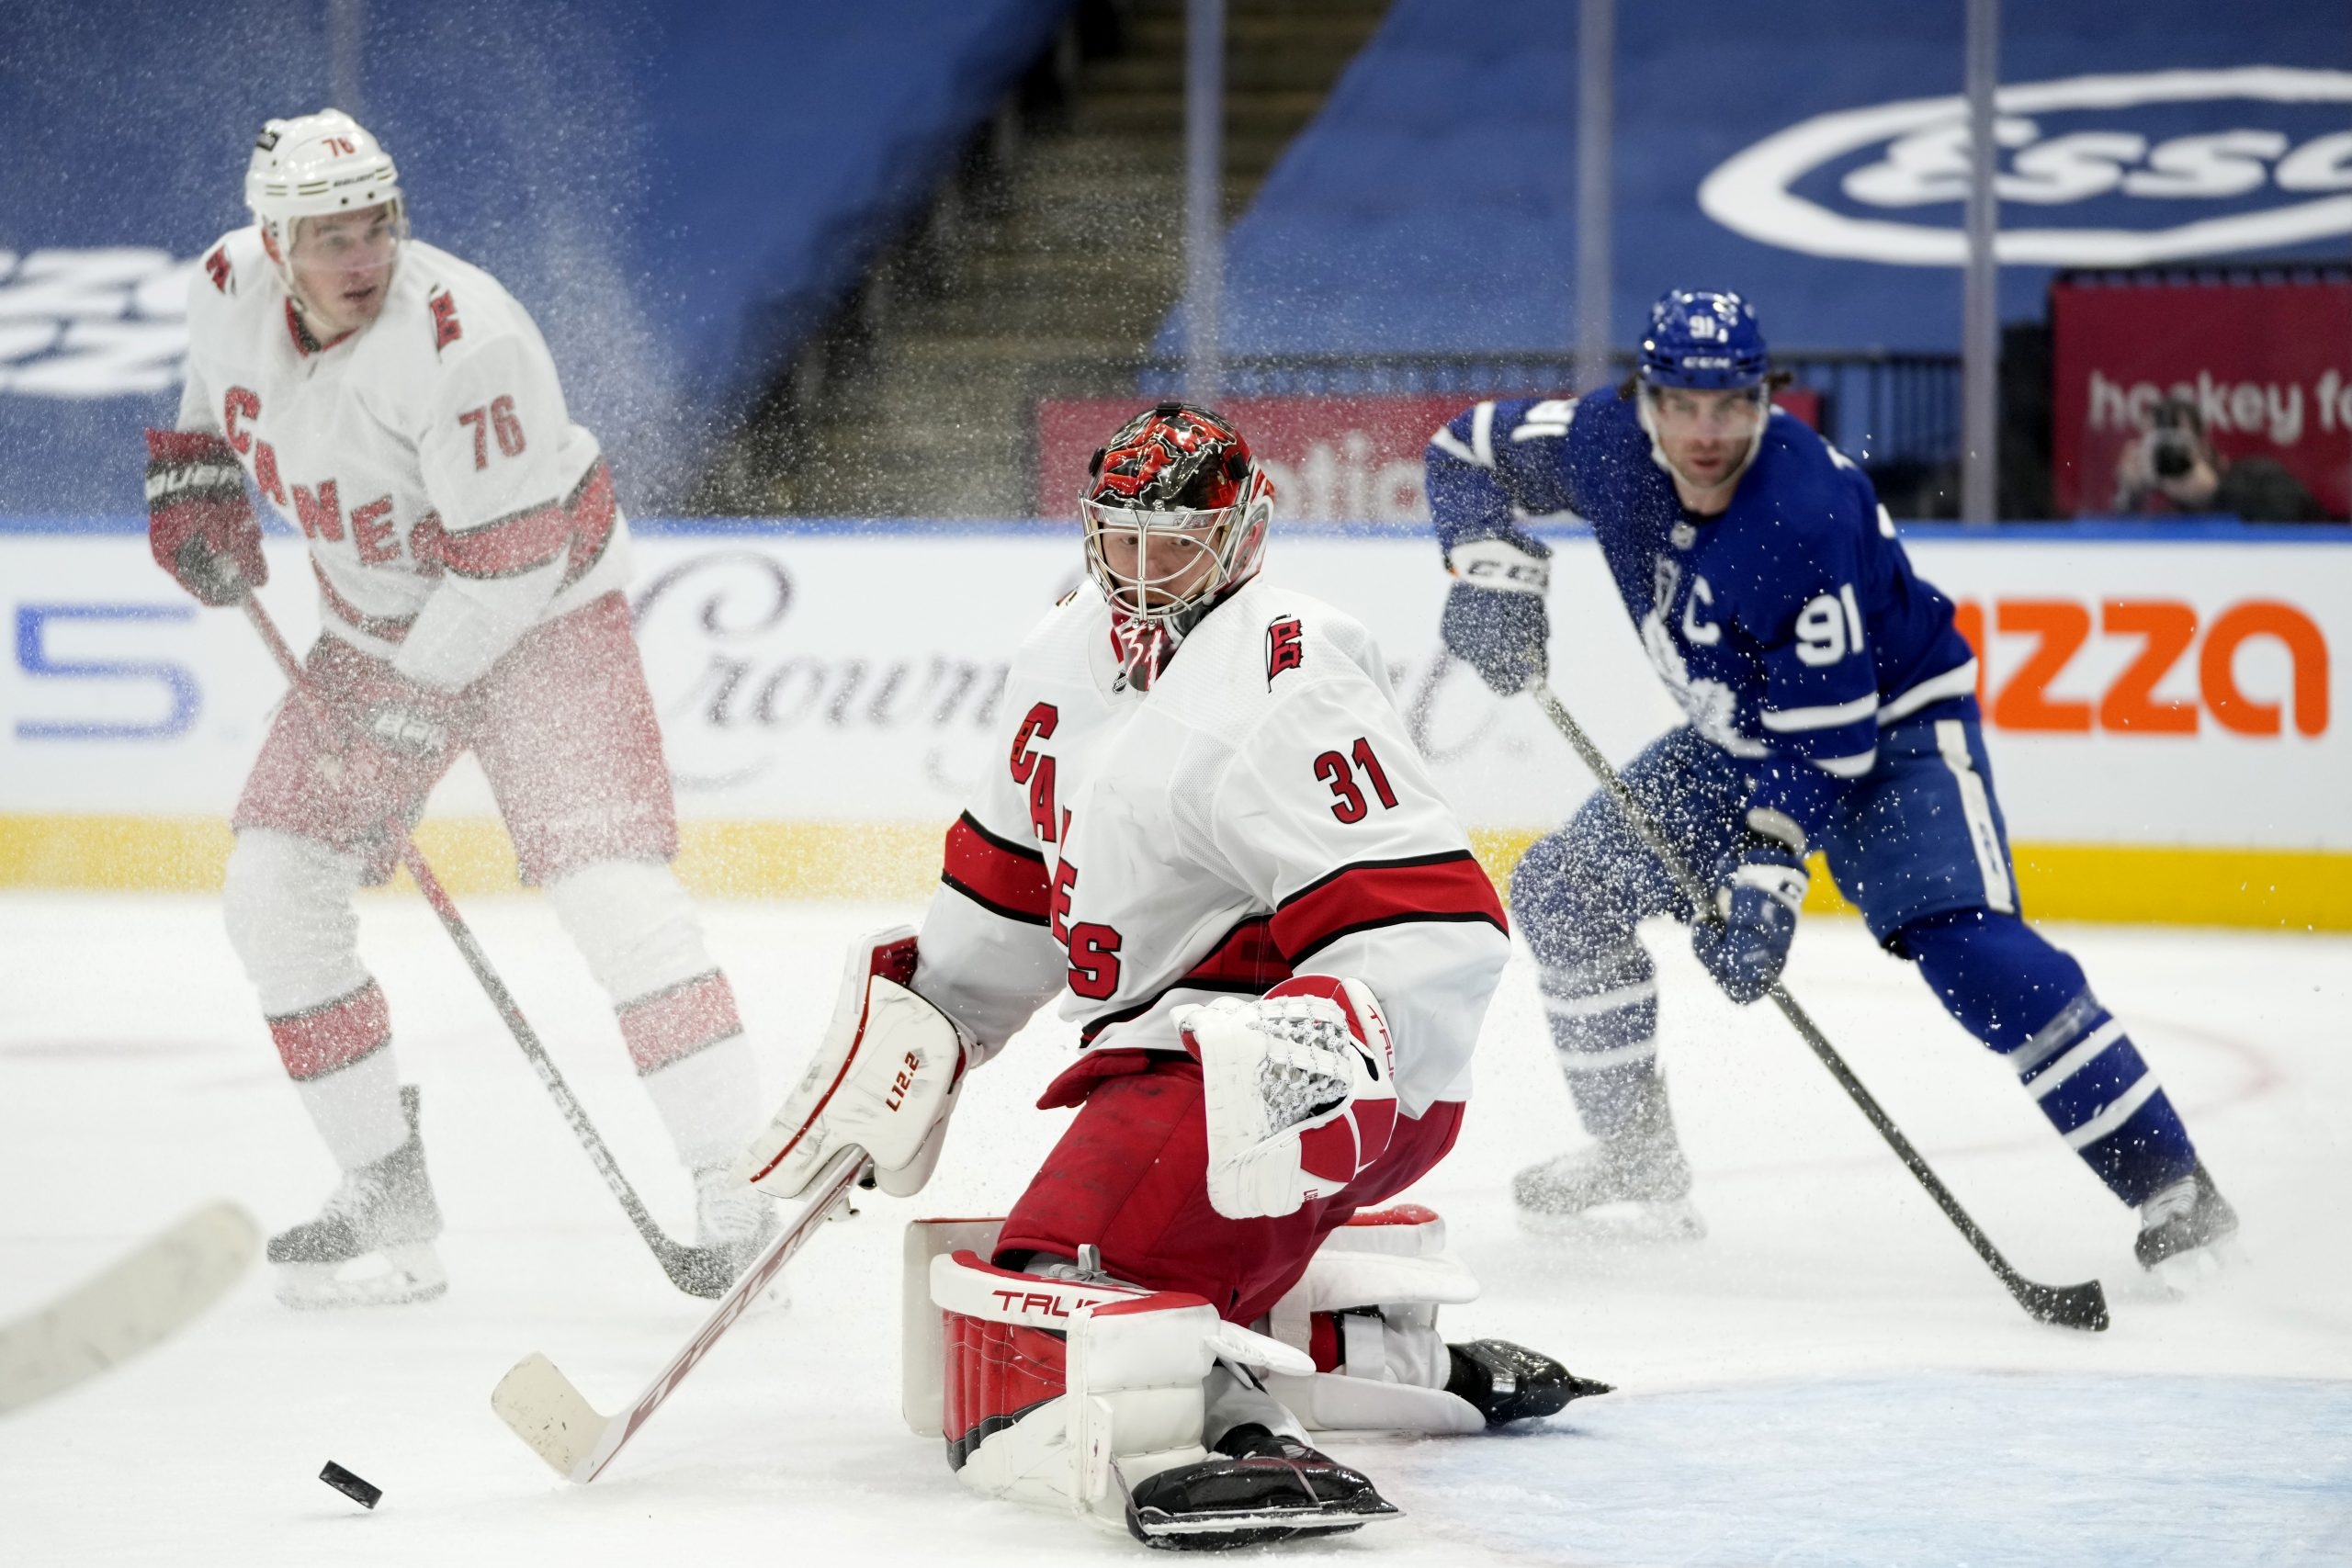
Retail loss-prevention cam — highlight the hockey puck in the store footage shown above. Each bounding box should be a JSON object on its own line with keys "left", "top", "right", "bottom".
{"left": 319, "top": 1461, "right": 381, "bottom": 1509}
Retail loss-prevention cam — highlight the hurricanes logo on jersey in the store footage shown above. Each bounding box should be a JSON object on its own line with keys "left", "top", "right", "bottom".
{"left": 1265, "top": 617, "right": 1304, "bottom": 686}
{"left": 428, "top": 289, "right": 462, "bottom": 353}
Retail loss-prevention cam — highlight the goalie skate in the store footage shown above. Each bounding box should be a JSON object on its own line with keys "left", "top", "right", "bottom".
{"left": 269, "top": 1085, "right": 447, "bottom": 1309}
{"left": 1124, "top": 1427, "right": 1401, "bottom": 1551}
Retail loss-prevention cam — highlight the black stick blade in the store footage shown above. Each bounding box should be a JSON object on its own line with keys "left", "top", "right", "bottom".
{"left": 2014, "top": 1277, "right": 2109, "bottom": 1332}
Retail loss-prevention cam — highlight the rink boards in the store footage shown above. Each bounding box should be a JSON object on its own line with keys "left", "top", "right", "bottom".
{"left": 1, "top": 519, "right": 2345, "bottom": 928}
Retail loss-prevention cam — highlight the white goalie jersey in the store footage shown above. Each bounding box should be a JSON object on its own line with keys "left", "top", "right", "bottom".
{"left": 176, "top": 228, "right": 630, "bottom": 692}
{"left": 914, "top": 577, "right": 1511, "bottom": 1119}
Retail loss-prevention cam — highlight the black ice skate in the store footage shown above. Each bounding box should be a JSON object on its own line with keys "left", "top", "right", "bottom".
{"left": 268, "top": 1084, "right": 447, "bottom": 1308}
{"left": 2134, "top": 1161, "right": 2239, "bottom": 1284}
{"left": 1511, "top": 1081, "right": 1703, "bottom": 1240}
{"left": 1124, "top": 1426, "right": 1401, "bottom": 1551}
{"left": 1445, "top": 1338, "right": 1613, "bottom": 1427}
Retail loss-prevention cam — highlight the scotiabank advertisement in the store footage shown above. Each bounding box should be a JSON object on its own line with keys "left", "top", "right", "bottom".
{"left": 3, "top": 525, "right": 2344, "bottom": 893}
{"left": 2052, "top": 273, "right": 2352, "bottom": 518}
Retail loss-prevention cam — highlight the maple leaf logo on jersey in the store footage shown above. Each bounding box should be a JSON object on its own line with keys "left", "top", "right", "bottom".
{"left": 1265, "top": 617, "right": 1304, "bottom": 687}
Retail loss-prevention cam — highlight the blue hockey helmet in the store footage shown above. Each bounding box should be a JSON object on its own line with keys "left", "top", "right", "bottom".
{"left": 1638, "top": 289, "right": 1769, "bottom": 389}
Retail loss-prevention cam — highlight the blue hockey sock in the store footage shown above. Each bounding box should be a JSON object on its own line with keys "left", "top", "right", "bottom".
{"left": 1535, "top": 940, "right": 1661, "bottom": 1141}
{"left": 1903, "top": 910, "right": 2197, "bottom": 1206}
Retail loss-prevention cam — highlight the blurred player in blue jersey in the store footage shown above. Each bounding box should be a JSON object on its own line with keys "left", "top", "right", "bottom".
{"left": 1424, "top": 288, "right": 2236, "bottom": 1280}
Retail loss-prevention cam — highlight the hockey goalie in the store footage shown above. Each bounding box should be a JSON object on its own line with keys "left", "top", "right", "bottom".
{"left": 740, "top": 405, "right": 1608, "bottom": 1549}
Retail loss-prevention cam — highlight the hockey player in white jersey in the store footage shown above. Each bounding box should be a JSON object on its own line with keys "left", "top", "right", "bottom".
{"left": 142, "top": 110, "right": 771, "bottom": 1306}
{"left": 741, "top": 405, "right": 1606, "bottom": 1548}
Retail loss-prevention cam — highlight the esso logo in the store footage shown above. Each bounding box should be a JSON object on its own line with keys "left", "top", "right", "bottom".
{"left": 1702, "top": 66, "right": 2352, "bottom": 267}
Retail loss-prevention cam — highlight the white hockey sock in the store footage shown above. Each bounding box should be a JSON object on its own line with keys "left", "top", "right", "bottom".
{"left": 548, "top": 860, "right": 761, "bottom": 1169}
{"left": 640, "top": 1034, "right": 760, "bottom": 1170}
{"left": 293, "top": 1043, "right": 410, "bottom": 1171}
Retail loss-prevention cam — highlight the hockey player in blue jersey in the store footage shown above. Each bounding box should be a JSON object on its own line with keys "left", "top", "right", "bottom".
{"left": 1425, "top": 288, "right": 2236, "bottom": 1279}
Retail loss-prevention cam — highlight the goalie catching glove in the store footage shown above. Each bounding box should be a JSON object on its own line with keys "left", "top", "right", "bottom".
{"left": 737, "top": 927, "right": 971, "bottom": 1201}
{"left": 1177, "top": 976, "right": 1399, "bottom": 1221}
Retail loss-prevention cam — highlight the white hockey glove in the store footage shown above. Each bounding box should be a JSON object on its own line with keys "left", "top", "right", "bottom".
{"left": 1176, "top": 976, "right": 1400, "bottom": 1221}
{"left": 737, "top": 926, "right": 971, "bottom": 1201}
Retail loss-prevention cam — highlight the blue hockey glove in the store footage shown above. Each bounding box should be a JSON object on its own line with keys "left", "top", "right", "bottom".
{"left": 1690, "top": 829, "right": 1809, "bottom": 1005}
{"left": 1441, "top": 536, "right": 1551, "bottom": 694}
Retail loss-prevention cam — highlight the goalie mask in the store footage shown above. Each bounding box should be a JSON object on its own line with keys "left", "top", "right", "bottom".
{"left": 1080, "top": 402, "right": 1276, "bottom": 687}
{"left": 244, "top": 109, "right": 406, "bottom": 314}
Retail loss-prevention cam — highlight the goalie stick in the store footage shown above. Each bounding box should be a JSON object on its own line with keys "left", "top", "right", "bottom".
{"left": 1529, "top": 682, "right": 2109, "bottom": 1333}
{"left": 0, "top": 1201, "right": 257, "bottom": 1416}
{"left": 238, "top": 592, "right": 740, "bottom": 1301}
{"left": 491, "top": 1149, "right": 868, "bottom": 1482}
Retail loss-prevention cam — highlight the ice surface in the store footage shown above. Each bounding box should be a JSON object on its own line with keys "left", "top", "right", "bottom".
{"left": 2, "top": 892, "right": 2346, "bottom": 1564}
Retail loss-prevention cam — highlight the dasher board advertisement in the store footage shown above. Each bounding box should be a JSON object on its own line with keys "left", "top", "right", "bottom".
{"left": 2, "top": 520, "right": 2344, "bottom": 927}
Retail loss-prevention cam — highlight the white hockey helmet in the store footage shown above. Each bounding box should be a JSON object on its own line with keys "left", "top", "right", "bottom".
{"left": 244, "top": 109, "right": 404, "bottom": 255}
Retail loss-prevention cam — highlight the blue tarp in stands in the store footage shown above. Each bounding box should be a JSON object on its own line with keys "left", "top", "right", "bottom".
{"left": 0, "top": 0, "right": 1070, "bottom": 515}
{"left": 1169, "top": 0, "right": 2352, "bottom": 359}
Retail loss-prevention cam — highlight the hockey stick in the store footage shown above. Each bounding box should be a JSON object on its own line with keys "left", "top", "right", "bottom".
{"left": 492, "top": 1149, "right": 868, "bottom": 1482}
{"left": 0, "top": 1201, "right": 257, "bottom": 1416}
{"left": 237, "top": 594, "right": 740, "bottom": 1300}
{"left": 1526, "top": 683, "right": 2109, "bottom": 1332}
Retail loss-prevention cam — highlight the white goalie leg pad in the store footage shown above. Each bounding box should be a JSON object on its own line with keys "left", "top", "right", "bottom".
{"left": 932, "top": 1250, "right": 1311, "bottom": 1530}
{"left": 901, "top": 1216, "right": 1005, "bottom": 1438}
{"left": 737, "top": 927, "right": 968, "bottom": 1200}
{"left": 1259, "top": 1205, "right": 1487, "bottom": 1435}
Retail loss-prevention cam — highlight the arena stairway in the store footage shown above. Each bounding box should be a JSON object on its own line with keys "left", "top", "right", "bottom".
{"left": 711, "top": 0, "right": 1396, "bottom": 518}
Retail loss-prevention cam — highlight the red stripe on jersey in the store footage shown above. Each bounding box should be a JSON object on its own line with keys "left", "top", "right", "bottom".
{"left": 558, "top": 461, "right": 617, "bottom": 590}
{"left": 941, "top": 811, "right": 1050, "bottom": 925}
{"left": 422, "top": 461, "right": 617, "bottom": 581}
{"left": 617, "top": 970, "right": 744, "bottom": 1075}
{"left": 1180, "top": 916, "right": 1290, "bottom": 992}
{"left": 1074, "top": 916, "right": 1293, "bottom": 1049}
{"left": 268, "top": 980, "right": 391, "bottom": 1081}
{"left": 434, "top": 498, "right": 570, "bottom": 579}
{"left": 1270, "top": 852, "right": 1507, "bottom": 964}
{"left": 311, "top": 558, "right": 417, "bottom": 644}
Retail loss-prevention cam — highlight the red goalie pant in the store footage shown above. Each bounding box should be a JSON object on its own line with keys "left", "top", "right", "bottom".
{"left": 997, "top": 1055, "right": 1464, "bottom": 1325}
{"left": 234, "top": 592, "right": 679, "bottom": 885}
